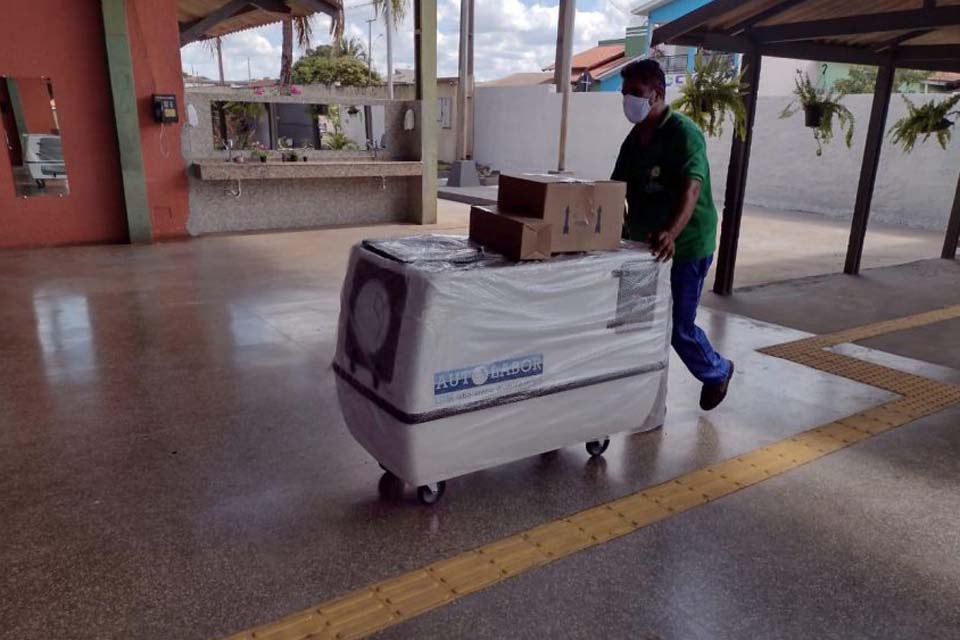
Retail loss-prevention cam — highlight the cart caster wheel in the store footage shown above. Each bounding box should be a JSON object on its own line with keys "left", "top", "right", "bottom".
{"left": 416, "top": 481, "right": 446, "bottom": 506}
{"left": 586, "top": 439, "right": 610, "bottom": 457}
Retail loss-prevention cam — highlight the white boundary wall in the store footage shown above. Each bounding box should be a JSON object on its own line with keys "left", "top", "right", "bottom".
{"left": 474, "top": 85, "right": 960, "bottom": 231}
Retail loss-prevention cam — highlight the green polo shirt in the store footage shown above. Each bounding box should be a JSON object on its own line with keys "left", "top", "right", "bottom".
{"left": 612, "top": 107, "right": 717, "bottom": 263}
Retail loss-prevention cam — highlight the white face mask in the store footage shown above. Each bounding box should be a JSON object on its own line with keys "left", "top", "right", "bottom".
{"left": 623, "top": 94, "right": 652, "bottom": 124}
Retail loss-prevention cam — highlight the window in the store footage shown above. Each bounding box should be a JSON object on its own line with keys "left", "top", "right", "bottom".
{"left": 437, "top": 97, "right": 453, "bottom": 129}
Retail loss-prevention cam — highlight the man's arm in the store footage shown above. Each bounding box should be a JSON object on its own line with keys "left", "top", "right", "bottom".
{"left": 650, "top": 124, "right": 709, "bottom": 262}
{"left": 650, "top": 178, "right": 700, "bottom": 262}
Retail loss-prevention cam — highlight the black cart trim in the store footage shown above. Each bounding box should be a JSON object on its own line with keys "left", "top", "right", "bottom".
{"left": 333, "top": 361, "right": 667, "bottom": 425}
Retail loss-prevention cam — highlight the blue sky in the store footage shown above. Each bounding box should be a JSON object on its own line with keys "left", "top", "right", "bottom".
{"left": 180, "top": 0, "right": 640, "bottom": 83}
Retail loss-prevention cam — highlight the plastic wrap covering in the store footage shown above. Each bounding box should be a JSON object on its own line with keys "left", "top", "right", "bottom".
{"left": 334, "top": 236, "right": 673, "bottom": 486}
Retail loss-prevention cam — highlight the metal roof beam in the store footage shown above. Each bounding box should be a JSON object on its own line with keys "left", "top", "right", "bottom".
{"left": 751, "top": 6, "right": 960, "bottom": 43}
{"left": 180, "top": 0, "right": 255, "bottom": 46}
{"left": 672, "top": 33, "right": 887, "bottom": 65}
{"left": 669, "top": 32, "right": 753, "bottom": 53}
{"left": 895, "top": 44, "right": 960, "bottom": 61}
{"left": 250, "top": 0, "right": 292, "bottom": 12}
{"left": 760, "top": 41, "right": 888, "bottom": 65}
{"left": 728, "top": 0, "right": 809, "bottom": 37}
{"left": 651, "top": 0, "right": 749, "bottom": 46}
{"left": 874, "top": 29, "right": 933, "bottom": 53}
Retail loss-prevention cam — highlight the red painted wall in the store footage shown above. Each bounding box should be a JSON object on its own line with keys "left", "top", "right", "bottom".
{"left": 17, "top": 78, "right": 58, "bottom": 134}
{"left": 126, "top": 0, "right": 189, "bottom": 240}
{"left": 0, "top": 2, "right": 128, "bottom": 248}
{"left": 0, "top": 0, "right": 189, "bottom": 248}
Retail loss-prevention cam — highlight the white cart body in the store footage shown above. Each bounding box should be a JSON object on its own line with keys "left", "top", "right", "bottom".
{"left": 334, "top": 236, "right": 672, "bottom": 487}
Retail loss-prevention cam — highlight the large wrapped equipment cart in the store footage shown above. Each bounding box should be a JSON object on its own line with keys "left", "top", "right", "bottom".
{"left": 333, "top": 236, "right": 672, "bottom": 504}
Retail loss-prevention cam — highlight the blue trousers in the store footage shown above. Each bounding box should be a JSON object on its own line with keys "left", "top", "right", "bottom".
{"left": 671, "top": 255, "right": 731, "bottom": 384}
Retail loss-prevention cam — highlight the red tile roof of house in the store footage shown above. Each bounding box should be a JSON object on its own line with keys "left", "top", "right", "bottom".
{"left": 929, "top": 71, "right": 960, "bottom": 84}
{"left": 480, "top": 72, "right": 554, "bottom": 87}
{"left": 590, "top": 56, "right": 631, "bottom": 80}
{"left": 544, "top": 43, "right": 625, "bottom": 73}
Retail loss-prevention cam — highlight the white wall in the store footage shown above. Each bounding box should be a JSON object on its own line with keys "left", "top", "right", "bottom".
{"left": 474, "top": 85, "right": 631, "bottom": 180}
{"left": 474, "top": 86, "right": 960, "bottom": 232}
{"left": 759, "top": 57, "right": 820, "bottom": 96}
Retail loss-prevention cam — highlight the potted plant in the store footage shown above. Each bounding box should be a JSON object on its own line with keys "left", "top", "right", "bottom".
{"left": 250, "top": 141, "right": 268, "bottom": 163}
{"left": 321, "top": 132, "right": 360, "bottom": 151}
{"left": 672, "top": 50, "right": 748, "bottom": 139}
{"left": 222, "top": 101, "right": 266, "bottom": 150}
{"left": 780, "top": 70, "right": 855, "bottom": 156}
{"left": 889, "top": 94, "right": 960, "bottom": 153}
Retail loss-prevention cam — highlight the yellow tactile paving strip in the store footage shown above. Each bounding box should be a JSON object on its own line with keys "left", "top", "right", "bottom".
{"left": 225, "top": 304, "right": 960, "bottom": 640}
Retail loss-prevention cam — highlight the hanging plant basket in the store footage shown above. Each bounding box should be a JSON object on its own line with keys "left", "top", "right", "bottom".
{"left": 890, "top": 94, "right": 960, "bottom": 153}
{"left": 780, "top": 70, "right": 854, "bottom": 156}
{"left": 804, "top": 104, "right": 824, "bottom": 128}
{"left": 671, "top": 50, "right": 748, "bottom": 139}
{"left": 927, "top": 118, "right": 953, "bottom": 133}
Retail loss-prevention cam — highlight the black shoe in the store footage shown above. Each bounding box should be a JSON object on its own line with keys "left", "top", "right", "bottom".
{"left": 700, "top": 360, "right": 734, "bottom": 411}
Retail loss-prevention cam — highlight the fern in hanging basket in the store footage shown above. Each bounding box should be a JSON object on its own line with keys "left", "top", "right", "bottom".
{"left": 671, "top": 50, "right": 748, "bottom": 139}
{"left": 889, "top": 94, "right": 960, "bottom": 153}
{"left": 780, "top": 70, "right": 855, "bottom": 156}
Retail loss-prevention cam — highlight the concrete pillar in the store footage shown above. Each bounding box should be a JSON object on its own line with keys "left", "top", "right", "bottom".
{"left": 556, "top": 0, "right": 575, "bottom": 173}
{"left": 414, "top": 0, "right": 438, "bottom": 224}
{"left": 101, "top": 0, "right": 152, "bottom": 243}
{"left": 448, "top": 0, "right": 478, "bottom": 187}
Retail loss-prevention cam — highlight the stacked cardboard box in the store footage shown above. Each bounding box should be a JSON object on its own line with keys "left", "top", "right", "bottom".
{"left": 469, "top": 174, "right": 626, "bottom": 261}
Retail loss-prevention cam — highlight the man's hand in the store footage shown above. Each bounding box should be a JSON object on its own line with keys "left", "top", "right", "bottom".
{"left": 648, "top": 230, "right": 675, "bottom": 262}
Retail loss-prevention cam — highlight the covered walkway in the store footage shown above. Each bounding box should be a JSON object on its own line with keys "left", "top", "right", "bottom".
{"left": 652, "top": 0, "right": 960, "bottom": 293}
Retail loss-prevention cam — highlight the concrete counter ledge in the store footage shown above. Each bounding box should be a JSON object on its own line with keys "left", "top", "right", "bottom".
{"left": 194, "top": 160, "right": 423, "bottom": 181}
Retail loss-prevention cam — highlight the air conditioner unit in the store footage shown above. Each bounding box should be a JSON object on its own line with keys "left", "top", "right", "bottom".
{"left": 333, "top": 236, "right": 672, "bottom": 499}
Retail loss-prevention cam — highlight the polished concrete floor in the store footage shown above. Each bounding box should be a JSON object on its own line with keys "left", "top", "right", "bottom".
{"left": 436, "top": 199, "right": 946, "bottom": 288}
{"left": 706, "top": 259, "right": 960, "bottom": 369}
{"left": 1, "top": 212, "right": 958, "bottom": 639}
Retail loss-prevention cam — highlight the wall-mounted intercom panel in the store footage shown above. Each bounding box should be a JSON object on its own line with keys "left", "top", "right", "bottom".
{"left": 152, "top": 94, "right": 178, "bottom": 123}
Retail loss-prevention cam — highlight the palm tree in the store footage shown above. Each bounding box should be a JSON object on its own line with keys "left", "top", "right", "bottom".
{"left": 280, "top": 9, "right": 345, "bottom": 86}
{"left": 371, "top": 0, "right": 405, "bottom": 95}
{"left": 338, "top": 37, "right": 366, "bottom": 61}
{"left": 201, "top": 36, "right": 225, "bottom": 85}
{"left": 373, "top": 0, "right": 406, "bottom": 27}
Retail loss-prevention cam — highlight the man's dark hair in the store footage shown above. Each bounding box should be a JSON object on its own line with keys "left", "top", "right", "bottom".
{"left": 621, "top": 59, "right": 666, "bottom": 97}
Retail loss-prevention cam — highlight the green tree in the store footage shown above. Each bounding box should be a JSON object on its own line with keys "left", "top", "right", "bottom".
{"left": 833, "top": 65, "right": 934, "bottom": 94}
{"left": 291, "top": 50, "right": 380, "bottom": 86}
{"left": 338, "top": 37, "right": 366, "bottom": 60}
{"left": 279, "top": 11, "right": 346, "bottom": 86}
{"left": 294, "top": 40, "right": 366, "bottom": 62}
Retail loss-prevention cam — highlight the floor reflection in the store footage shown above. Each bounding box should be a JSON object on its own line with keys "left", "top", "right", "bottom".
{"left": 32, "top": 291, "right": 95, "bottom": 384}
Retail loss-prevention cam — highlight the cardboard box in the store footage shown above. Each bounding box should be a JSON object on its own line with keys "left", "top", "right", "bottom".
{"left": 497, "top": 174, "right": 626, "bottom": 253}
{"left": 469, "top": 206, "right": 552, "bottom": 261}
